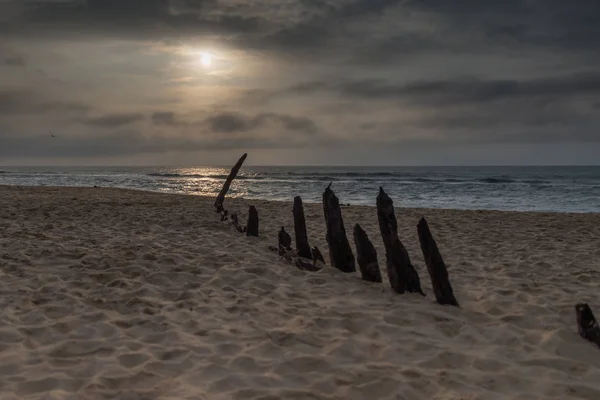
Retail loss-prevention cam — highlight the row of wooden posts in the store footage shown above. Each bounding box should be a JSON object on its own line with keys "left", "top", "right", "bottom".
{"left": 213, "top": 154, "right": 600, "bottom": 348}
{"left": 214, "top": 153, "right": 459, "bottom": 307}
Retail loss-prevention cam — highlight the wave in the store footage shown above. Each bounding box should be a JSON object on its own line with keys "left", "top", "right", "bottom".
{"left": 148, "top": 173, "right": 183, "bottom": 177}
{"left": 286, "top": 171, "right": 396, "bottom": 177}
{"left": 478, "top": 177, "right": 515, "bottom": 184}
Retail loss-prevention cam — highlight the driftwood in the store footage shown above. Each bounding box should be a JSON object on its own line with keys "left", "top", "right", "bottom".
{"left": 417, "top": 217, "right": 459, "bottom": 306}
{"left": 278, "top": 226, "right": 292, "bottom": 255}
{"left": 269, "top": 243, "right": 323, "bottom": 272}
{"left": 293, "top": 196, "right": 312, "bottom": 259}
{"left": 220, "top": 210, "right": 229, "bottom": 222}
{"left": 231, "top": 213, "right": 246, "bottom": 233}
{"left": 353, "top": 224, "right": 382, "bottom": 283}
{"left": 376, "top": 187, "right": 424, "bottom": 295}
{"left": 214, "top": 153, "right": 247, "bottom": 213}
{"left": 246, "top": 206, "right": 259, "bottom": 237}
{"left": 295, "top": 257, "right": 323, "bottom": 272}
{"left": 311, "top": 246, "right": 325, "bottom": 265}
{"left": 576, "top": 303, "right": 600, "bottom": 348}
{"left": 323, "top": 184, "right": 356, "bottom": 273}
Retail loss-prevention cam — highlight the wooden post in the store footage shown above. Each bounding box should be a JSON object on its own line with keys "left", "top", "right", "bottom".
{"left": 278, "top": 226, "right": 292, "bottom": 255}
{"left": 376, "top": 187, "right": 424, "bottom": 295}
{"left": 246, "top": 206, "right": 259, "bottom": 237}
{"left": 323, "top": 184, "right": 356, "bottom": 273}
{"left": 214, "top": 153, "right": 247, "bottom": 213}
{"left": 575, "top": 303, "right": 600, "bottom": 348}
{"left": 293, "top": 196, "right": 312, "bottom": 259}
{"left": 417, "top": 217, "right": 459, "bottom": 306}
{"left": 353, "top": 224, "right": 382, "bottom": 283}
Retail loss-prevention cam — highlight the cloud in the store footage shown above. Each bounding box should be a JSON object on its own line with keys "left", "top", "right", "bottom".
{"left": 151, "top": 111, "right": 179, "bottom": 126}
{"left": 2, "top": 0, "right": 598, "bottom": 66}
{"left": 335, "top": 73, "right": 600, "bottom": 105}
{"left": 78, "top": 113, "right": 144, "bottom": 128}
{"left": 4, "top": 55, "right": 25, "bottom": 66}
{"left": 3, "top": 0, "right": 268, "bottom": 41}
{"left": 2, "top": 0, "right": 599, "bottom": 164}
{"left": 268, "top": 72, "right": 600, "bottom": 105}
{"left": 0, "top": 89, "right": 90, "bottom": 115}
{"left": 204, "top": 112, "right": 318, "bottom": 135}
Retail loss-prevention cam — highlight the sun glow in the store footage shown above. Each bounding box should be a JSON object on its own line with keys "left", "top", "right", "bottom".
{"left": 199, "top": 52, "right": 212, "bottom": 67}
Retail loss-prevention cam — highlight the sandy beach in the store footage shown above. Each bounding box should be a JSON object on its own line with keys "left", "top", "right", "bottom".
{"left": 1, "top": 185, "right": 600, "bottom": 400}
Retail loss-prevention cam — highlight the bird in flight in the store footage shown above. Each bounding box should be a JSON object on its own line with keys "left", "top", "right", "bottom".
{"left": 49, "top": 131, "right": 56, "bottom": 138}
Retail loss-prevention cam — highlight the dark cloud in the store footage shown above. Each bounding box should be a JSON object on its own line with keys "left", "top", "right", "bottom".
{"left": 205, "top": 112, "right": 318, "bottom": 135}
{"left": 0, "top": 90, "right": 90, "bottom": 115}
{"left": 151, "top": 111, "right": 179, "bottom": 126}
{"left": 79, "top": 113, "right": 144, "bottom": 128}
{"left": 3, "top": 0, "right": 268, "bottom": 40}
{"left": 269, "top": 73, "right": 600, "bottom": 106}
{"left": 4, "top": 55, "right": 25, "bottom": 66}
{"left": 2, "top": 0, "right": 599, "bottom": 64}
{"left": 336, "top": 73, "right": 600, "bottom": 105}
{"left": 206, "top": 112, "right": 250, "bottom": 134}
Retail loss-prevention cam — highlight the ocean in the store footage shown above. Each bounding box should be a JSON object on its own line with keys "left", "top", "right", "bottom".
{"left": 1, "top": 166, "right": 599, "bottom": 213}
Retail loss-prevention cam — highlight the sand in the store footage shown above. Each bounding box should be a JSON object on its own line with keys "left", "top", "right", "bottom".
{"left": 1, "top": 185, "right": 600, "bottom": 400}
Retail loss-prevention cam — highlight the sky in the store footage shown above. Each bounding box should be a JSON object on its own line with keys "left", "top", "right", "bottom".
{"left": 1, "top": 0, "right": 599, "bottom": 166}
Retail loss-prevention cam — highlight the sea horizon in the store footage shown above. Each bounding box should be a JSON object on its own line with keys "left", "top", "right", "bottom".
{"left": 2, "top": 165, "right": 600, "bottom": 213}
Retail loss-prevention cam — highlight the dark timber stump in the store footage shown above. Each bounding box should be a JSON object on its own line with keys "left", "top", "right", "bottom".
{"left": 575, "top": 303, "right": 600, "bottom": 348}
{"left": 214, "top": 153, "right": 247, "bottom": 213}
{"left": 417, "top": 217, "right": 459, "bottom": 306}
{"left": 376, "top": 187, "right": 424, "bottom": 295}
{"left": 323, "top": 184, "right": 356, "bottom": 273}
{"left": 293, "top": 196, "right": 312, "bottom": 259}
{"left": 278, "top": 226, "right": 292, "bottom": 255}
{"left": 246, "top": 206, "right": 259, "bottom": 237}
{"left": 353, "top": 224, "right": 382, "bottom": 283}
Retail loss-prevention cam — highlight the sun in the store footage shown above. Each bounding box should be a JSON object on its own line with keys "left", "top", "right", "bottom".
{"left": 199, "top": 52, "right": 212, "bottom": 67}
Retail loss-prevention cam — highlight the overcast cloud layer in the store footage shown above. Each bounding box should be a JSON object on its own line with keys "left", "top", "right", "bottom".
{"left": 1, "top": 0, "right": 599, "bottom": 165}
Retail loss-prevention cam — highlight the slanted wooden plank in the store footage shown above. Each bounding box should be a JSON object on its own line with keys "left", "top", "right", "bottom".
{"left": 246, "top": 206, "right": 259, "bottom": 237}
{"left": 214, "top": 153, "right": 247, "bottom": 213}
{"left": 293, "top": 196, "right": 312, "bottom": 259}
{"left": 576, "top": 303, "right": 600, "bottom": 348}
{"left": 376, "top": 187, "right": 424, "bottom": 295}
{"left": 353, "top": 223, "right": 382, "bottom": 283}
{"left": 322, "top": 184, "right": 356, "bottom": 273}
{"left": 417, "top": 217, "right": 459, "bottom": 306}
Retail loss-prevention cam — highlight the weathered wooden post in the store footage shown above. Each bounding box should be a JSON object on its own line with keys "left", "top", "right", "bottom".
{"left": 376, "top": 187, "right": 424, "bottom": 295}
{"left": 575, "top": 303, "right": 600, "bottom": 348}
{"left": 323, "top": 184, "right": 356, "bottom": 273}
{"left": 293, "top": 196, "right": 312, "bottom": 259}
{"left": 246, "top": 206, "right": 259, "bottom": 237}
{"left": 214, "top": 153, "right": 247, "bottom": 213}
{"left": 278, "top": 226, "right": 292, "bottom": 255}
{"left": 417, "top": 217, "right": 459, "bottom": 306}
{"left": 353, "top": 224, "right": 382, "bottom": 283}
